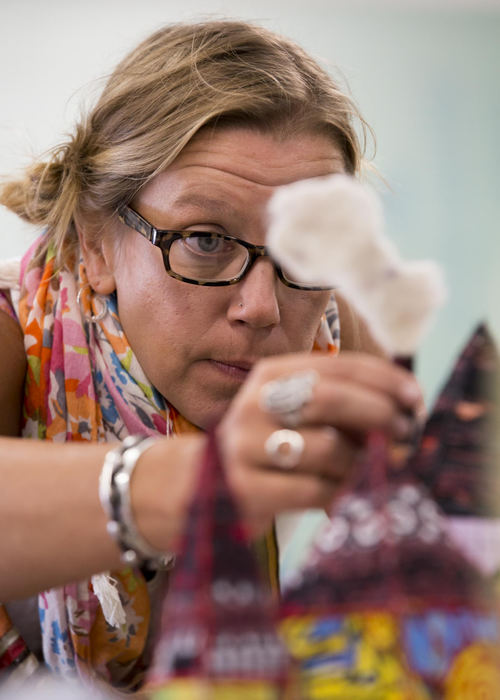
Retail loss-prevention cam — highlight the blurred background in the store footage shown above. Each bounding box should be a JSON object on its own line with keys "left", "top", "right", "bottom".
{"left": 1, "top": 0, "right": 499, "bottom": 571}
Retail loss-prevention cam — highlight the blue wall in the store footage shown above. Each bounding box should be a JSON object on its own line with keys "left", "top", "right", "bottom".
{"left": 2, "top": 2, "right": 498, "bottom": 401}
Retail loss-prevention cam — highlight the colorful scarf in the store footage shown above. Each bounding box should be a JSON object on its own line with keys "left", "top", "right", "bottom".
{"left": 0, "top": 236, "right": 339, "bottom": 690}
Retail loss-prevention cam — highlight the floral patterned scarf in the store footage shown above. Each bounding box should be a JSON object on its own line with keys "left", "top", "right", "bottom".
{"left": 0, "top": 235, "right": 339, "bottom": 691}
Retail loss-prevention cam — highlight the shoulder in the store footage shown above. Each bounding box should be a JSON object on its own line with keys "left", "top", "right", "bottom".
{"left": 336, "top": 292, "right": 386, "bottom": 357}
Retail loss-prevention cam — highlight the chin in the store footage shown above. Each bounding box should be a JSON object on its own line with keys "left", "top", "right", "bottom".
{"left": 178, "top": 397, "right": 232, "bottom": 432}
{"left": 198, "top": 408, "right": 228, "bottom": 431}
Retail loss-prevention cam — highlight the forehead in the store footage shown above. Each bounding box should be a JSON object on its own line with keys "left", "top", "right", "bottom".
{"left": 171, "top": 126, "right": 345, "bottom": 182}
{"left": 134, "top": 127, "right": 345, "bottom": 217}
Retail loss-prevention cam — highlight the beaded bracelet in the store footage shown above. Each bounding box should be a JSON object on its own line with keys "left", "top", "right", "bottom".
{"left": 99, "top": 435, "right": 175, "bottom": 570}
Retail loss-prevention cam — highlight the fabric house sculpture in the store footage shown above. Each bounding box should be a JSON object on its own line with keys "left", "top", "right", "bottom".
{"left": 147, "top": 432, "right": 293, "bottom": 699}
{"left": 279, "top": 324, "right": 500, "bottom": 699}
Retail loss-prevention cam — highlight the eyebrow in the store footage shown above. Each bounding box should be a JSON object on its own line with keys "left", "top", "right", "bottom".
{"left": 171, "top": 193, "right": 239, "bottom": 218}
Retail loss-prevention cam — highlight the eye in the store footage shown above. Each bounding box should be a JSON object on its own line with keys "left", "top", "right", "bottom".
{"left": 183, "top": 234, "right": 237, "bottom": 256}
{"left": 189, "top": 235, "right": 224, "bottom": 254}
{"left": 169, "top": 233, "right": 248, "bottom": 281}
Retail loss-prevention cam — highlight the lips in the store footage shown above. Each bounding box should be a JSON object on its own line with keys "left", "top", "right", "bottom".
{"left": 216, "top": 359, "right": 254, "bottom": 371}
{"left": 208, "top": 359, "right": 255, "bottom": 380}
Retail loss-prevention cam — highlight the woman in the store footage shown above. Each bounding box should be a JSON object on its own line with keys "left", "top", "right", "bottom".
{"left": 0, "top": 19, "right": 421, "bottom": 691}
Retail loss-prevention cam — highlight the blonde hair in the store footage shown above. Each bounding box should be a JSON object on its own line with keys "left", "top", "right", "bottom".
{"left": 0, "top": 19, "right": 371, "bottom": 267}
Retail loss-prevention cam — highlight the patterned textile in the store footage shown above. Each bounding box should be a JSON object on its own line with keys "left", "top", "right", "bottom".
{"left": 0, "top": 606, "right": 39, "bottom": 688}
{"left": 0, "top": 238, "right": 340, "bottom": 691}
{"left": 406, "top": 323, "right": 498, "bottom": 516}
{"left": 147, "top": 431, "right": 292, "bottom": 695}
{"left": 279, "top": 329, "right": 500, "bottom": 698}
{"left": 0, "top": 290, "right": 17, "bottom": 322}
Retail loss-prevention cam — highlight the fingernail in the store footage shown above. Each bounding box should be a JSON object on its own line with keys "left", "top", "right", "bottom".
{"left": 399, "top": 382, "right": 421, "bottom": 405}
{"left": 392, "top": 414, "right": 412, "bottom": 439}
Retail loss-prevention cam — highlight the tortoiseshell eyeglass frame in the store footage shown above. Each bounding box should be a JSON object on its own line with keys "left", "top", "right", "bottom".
{"left": 117, "top": 205, "right": 332, "bottom": 290}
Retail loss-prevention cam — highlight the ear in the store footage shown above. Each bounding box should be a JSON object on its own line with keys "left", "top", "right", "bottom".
{"left": 77, "top": 223, "right": 117, "bottom": 295}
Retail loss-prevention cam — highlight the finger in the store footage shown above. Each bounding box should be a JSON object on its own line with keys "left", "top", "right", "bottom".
{"left": 260, "top": 426, "right": 355, "bottom": 482}
{"left": 254, "top": 352, "right": 421, "bottom": 412}
{"left": 228, "top": 464, "right": 338, "bottom": 532}
{"left": 317, "top": 351, "right": 422, "bottom": 410}
{"left": 299, "top": 378, "right": 415, "bottom": 440}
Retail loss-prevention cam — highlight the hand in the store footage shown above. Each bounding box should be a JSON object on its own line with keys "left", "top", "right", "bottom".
{"left": 216, "top": 352, "right": 422, "bottom": 535}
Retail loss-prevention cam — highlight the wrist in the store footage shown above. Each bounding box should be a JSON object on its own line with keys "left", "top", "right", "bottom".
{"left": 129, "top": 434, "right": 206, "bottom": 554}
{"left": 99, "top": 436, "right": 174, "bottom": 569}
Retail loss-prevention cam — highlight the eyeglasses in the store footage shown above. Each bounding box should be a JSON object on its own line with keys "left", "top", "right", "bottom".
{"left": 117, "top": 205, "right": 331, "bottom": 290}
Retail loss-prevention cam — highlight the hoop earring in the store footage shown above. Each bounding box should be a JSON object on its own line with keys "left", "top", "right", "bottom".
{"left": 77, "top": 284, "right": 108, "bottom": 323}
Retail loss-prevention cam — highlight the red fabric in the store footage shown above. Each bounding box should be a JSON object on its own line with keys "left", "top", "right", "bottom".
{"left": 0, "top": 635, "right": 29, "bottom": 670}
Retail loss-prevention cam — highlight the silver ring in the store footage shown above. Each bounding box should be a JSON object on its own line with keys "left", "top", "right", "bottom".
{"left": 259, "top": 370, "right": 318, "bottom": 427}
{"left": 264, "top": 428, "right": 305, "bottom": 470}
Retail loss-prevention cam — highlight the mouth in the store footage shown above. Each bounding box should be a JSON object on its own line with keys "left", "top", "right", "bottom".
{"left": 207, "top": 359, "right": 254, "bottom": 381}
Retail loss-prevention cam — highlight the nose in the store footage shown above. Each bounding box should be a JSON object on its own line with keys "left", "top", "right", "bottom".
{"left": 227, "top": 257, "right": 280, "bottom": 328}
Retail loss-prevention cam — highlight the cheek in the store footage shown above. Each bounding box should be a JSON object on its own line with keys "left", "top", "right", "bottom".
{"left": 116, "top": 271, "right": 195, "bottom": 355}
{"left": 114, "top": 234, "right": 187, "bottom": 323}
{"left": 111, "top": 242, "right": 186, "bottom": 365}
{"left": 112, "top": 246, "right": 223, "bottom": 403}
{"left": 115, "top": 282, "right": 194, "bottom": 401}
{"left": 280, "top": 291, "right": 331, "bottom": 349}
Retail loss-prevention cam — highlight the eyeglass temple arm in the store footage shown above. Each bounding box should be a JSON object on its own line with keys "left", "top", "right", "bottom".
{"left": 118, "top": 206, "right": 159, "bottom": 245}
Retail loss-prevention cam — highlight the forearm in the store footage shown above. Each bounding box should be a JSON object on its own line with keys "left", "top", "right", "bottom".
{"left": 0, "top": 435, "right": 204, "bottom": 600}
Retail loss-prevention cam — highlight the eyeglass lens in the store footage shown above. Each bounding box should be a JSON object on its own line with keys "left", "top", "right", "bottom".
{"left": 168, "top": 235, "right": 248, "bottom": 282}
{"left": 167, "top": 233, "right": 315, "bottom": 286}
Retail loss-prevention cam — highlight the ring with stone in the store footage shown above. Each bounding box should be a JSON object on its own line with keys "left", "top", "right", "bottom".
{"left": 259, "top": 369, "right": 318, "bottom": 427}
{"left": 264, "top": 428, "right": 305, "bottom": 470}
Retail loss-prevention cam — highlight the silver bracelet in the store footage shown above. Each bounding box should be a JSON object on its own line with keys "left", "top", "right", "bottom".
{"left": 99, "top": 435, "right": 175, "bottom": 570}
